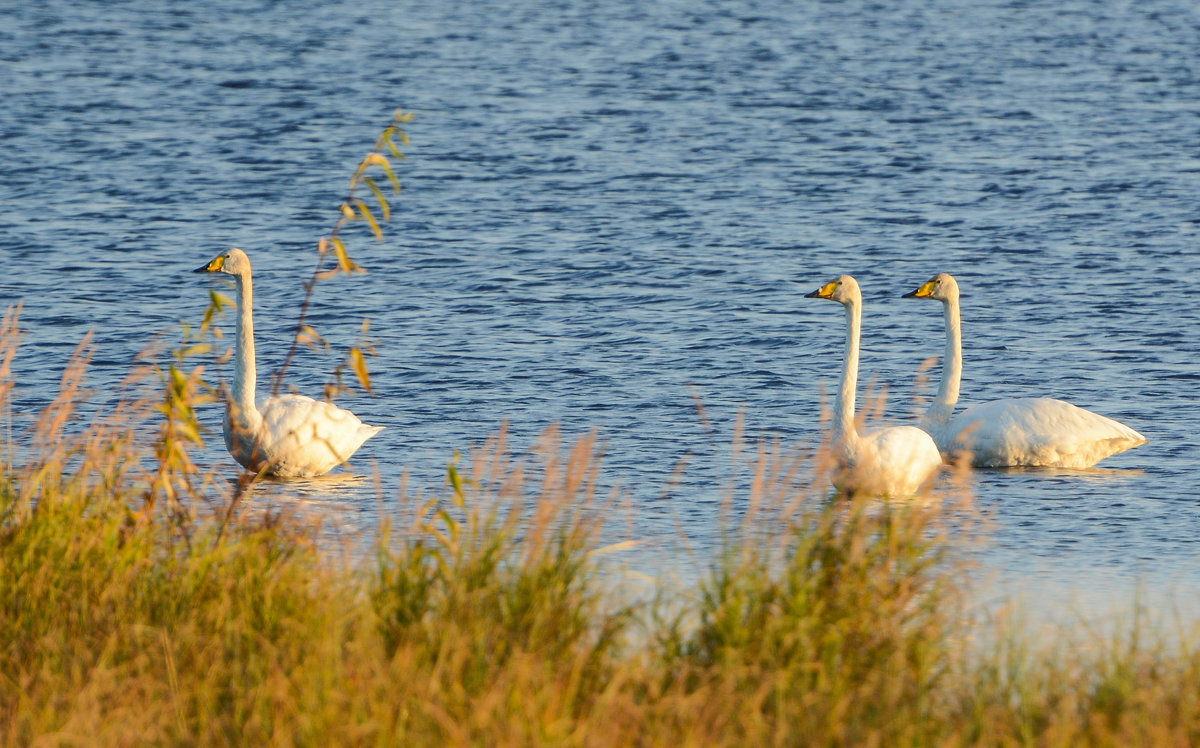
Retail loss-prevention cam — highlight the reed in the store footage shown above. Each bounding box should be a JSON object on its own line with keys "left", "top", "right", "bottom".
{"left": 2, "top": 309, "right": 1199, "bottom": 746}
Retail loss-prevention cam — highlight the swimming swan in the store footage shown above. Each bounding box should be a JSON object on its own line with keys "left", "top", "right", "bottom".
{"left": 194, "top": 248, "right": 384, "bottom": 478}
{"left": 903, "top": 273, "right": 1146, "bottom": 468}
{"left": 807, "top": 275, "right": 942, "bottom": 496}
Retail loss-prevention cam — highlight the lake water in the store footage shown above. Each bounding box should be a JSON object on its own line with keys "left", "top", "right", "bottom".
{"left": 3, "top": 0, "right": 1199, "bottom": 623}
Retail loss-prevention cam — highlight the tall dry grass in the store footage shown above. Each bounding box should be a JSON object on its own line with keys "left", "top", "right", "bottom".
{"left": 2, "top": 309, "right": 1200, "bottom": 746}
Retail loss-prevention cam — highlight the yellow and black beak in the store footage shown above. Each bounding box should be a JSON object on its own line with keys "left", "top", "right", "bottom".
{"left": 902, "top": 278, "right": 936, "bottom": 298}
{"left": 194, "top": 255, "right": 226, "bottom": 273}
{"left": 805, "top": 280, "right": 838, "bottom": 299}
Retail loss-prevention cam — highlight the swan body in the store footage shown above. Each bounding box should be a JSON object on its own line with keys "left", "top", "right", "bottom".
{"left": 195, "top": 248, "right": 384, "bottom": 478}
{"left": 807, "top": 276, "right": 942, "bottom": 497}
{"left": 903, "top": 273, "right": 1146, "bottom": 468}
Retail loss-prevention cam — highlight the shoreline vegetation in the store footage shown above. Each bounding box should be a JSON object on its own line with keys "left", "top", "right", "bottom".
{"left": 4, "top": 115, "right": 1196, "bottom": 745}
{"left": 2, "top": 308, "right": 1199, "bottom": 745}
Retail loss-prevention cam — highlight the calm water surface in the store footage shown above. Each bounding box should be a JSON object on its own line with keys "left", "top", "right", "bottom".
{"left": 3, "top": 0, "right": 1200, "bottom": 620}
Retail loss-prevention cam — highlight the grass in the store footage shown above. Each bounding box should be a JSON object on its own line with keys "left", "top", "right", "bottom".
{"left": 2, "top": 310, "right": 1200, "bottom": 746}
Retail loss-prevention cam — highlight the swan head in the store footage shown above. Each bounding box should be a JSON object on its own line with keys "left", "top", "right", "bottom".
{"left": 804, "top": 275, "right": 861, "bottom": 306}
{"left": 194, "top": 248, "right": 251, "bottom": 276}
{"left": 903, "top": 272, "right": 959, "bottom": 302}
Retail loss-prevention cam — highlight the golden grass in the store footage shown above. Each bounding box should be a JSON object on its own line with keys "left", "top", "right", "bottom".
{"left": 2, "top": 309, "right": 1200, "bottom": 746}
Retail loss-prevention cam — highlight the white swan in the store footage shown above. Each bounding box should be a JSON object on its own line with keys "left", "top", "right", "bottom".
{"left": 194, "top": 248, "right": 384, "bottom": 478}
{"left": 903, "top": 273, "right": 1146, "bottom": 468}
{"left": 806, "top": 275, "right": 942, "bottom": 497}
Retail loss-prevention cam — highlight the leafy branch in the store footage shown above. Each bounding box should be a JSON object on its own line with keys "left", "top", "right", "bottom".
{"left": 142, "top": 319, "right": 219, "bottom": 528}
{"left": 270, "top": 109, "right": 413, "bottom": 399}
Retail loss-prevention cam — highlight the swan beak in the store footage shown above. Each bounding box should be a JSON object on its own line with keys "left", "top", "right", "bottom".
{"left": 194, "top": 256, "right": 226, "bottom": 273}
{"left": 805, "top": 280, "right": 838, "bottom": 299}
{"left": 903, "top": 279, "right": 936, "bottom": 298}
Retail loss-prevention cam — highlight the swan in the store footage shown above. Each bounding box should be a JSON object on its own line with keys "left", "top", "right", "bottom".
{"left": 194, "top": 248, "right": 384, "bottom": 478}
{"left": 903, "top": 273, "right": 1146, "bottom": 468}
{"left": 806, "top": 275, "right": 942, "bottom": 497}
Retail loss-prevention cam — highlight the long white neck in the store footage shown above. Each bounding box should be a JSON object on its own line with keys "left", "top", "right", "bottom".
{"left": 926, "top": 293, "right": 962, "bottom": 425}
{"left": 833, "top": 297, "right": 861, "bottom": 450}
{"left": 231, "top": 271, "right": 260, "bottom": 424}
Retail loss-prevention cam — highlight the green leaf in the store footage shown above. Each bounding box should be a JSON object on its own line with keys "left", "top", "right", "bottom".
{"left": 210, "top": 290, "right": 233, "bottom": 310}
{"left": 383, "top": 134, "right": 403, "bottom": 158}
{"left": 353, "top": 198, "right": 384, "bottom": 241}
{"left": 298, "top": 325, "right": 329, "bottom": 352}
{"left": 364, "top": 153, "right": 390, "bottom": 169}
{"left": 178, "top": 344, "right": 212, "bottom": 358}
{"left": 364, "top": 177, "right": 391, "bottom": 220}
{"left": 169, "top": 365, "right": 189, "bottom": 393}
{"left": 446, "top": 463, "right": 465, "bottom": 505}
{"left": 349, "top": 346, "right": 372, "bottom": 393}
{"left": 330, "top": 237, "right": 360, "bottom": 274}
{"left": 380, "top": 160, "right": 402, "bottom": 193}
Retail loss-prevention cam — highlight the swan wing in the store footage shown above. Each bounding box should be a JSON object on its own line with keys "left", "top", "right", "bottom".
{"left": 947, "top": 397, "right": 1145, "bottom": 468}
{"left": 255, "top": 394, "right": 384, "bottom": 477}
{"left": 856, "top": 425, "right": 943, "bottom": 496}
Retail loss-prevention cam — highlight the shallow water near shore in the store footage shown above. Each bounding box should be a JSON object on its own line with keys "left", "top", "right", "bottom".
{"left": 2, "top": 0, "right": 1199, "bottom": 624}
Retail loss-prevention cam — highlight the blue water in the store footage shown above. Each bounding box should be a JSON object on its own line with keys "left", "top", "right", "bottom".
{"left": 3, "top": 0, "right": 1200, "bottom": 618}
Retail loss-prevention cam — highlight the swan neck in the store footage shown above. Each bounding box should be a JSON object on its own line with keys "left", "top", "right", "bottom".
{"left": 232, "top": 272, "right": 258, "bottom": 421}
{"left": 927, "top": 295, "right": 962, "bottom": 425}
{"left": 834, "top": 298, "right": 860, "bottom": 449}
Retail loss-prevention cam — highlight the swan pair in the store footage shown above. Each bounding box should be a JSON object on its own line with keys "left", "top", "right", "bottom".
{"left": 195, "top": 248, "right": 383, "bottom": 478}
{"left": 806, "top": 273, "right": 1146, "bottom": 496}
